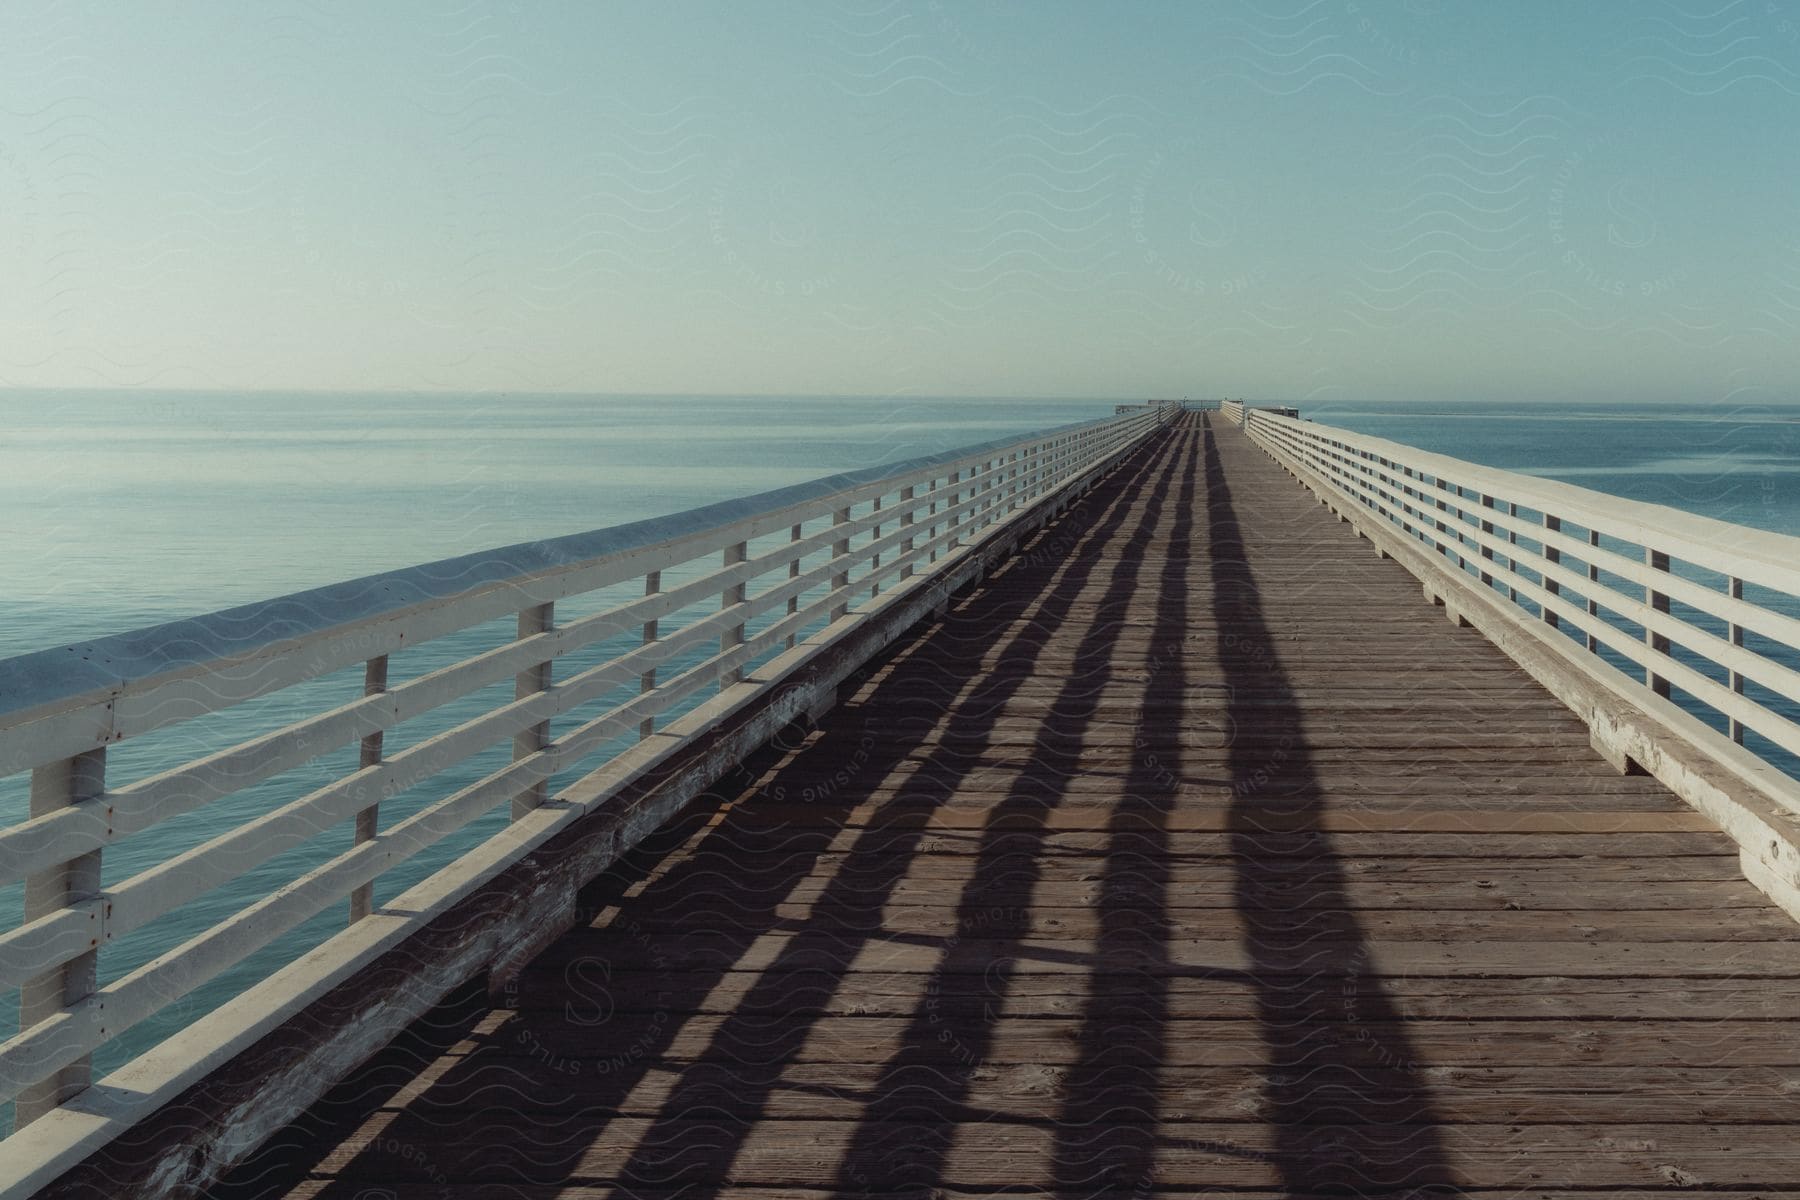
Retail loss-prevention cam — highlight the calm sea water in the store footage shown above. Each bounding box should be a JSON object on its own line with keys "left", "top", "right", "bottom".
{"left": 0, "top": 392, "right": 1126, "bottom": 659}
{"left": 2, "top": 391, "right": 1797, "bottom": 1112}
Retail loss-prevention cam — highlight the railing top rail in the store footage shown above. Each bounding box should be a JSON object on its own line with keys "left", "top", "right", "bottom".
{"left": 0, "top": 411, "right": 1134, "bottom": 734}
{"left": 1248, "top": 410, "right": 1800, "bottom": 590}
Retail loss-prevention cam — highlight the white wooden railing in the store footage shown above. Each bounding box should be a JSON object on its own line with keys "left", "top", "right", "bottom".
{"left": 1241, "top": 408, "right": 1800, "bottom": 827}
{"left": 0, "top": 406, "right": 1171, "bottom": 1185}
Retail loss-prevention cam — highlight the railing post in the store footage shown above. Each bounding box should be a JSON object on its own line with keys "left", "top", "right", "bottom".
{"left": 16, "top": 747, "right": 106, "bottom": 1127}
{"left": 927, "top": 479, "right": 941, "bottom": 564}
{"left": 1478, "top": 494, "right": 1496, "bottom": 587}
{"left": 1728, "top": 575, "right": 1746, "bottom": 743}
{"left": 830, "top": 506, "right": 852, "bottom": 621}
{"left": 900, "top": 485, "right": 916, "bottom": 580}
{"left": 721, "top": 541, "right": 748, "bottom": 688}
{"left": 1586, "top": 530, "right": 1601, "bottom": 653}
{"left": 786, "top": 525, "right": 802, "bottom": 650}
{"left": 1448, "top": 483, "right": 1466, "bottom": 571}
{"left": 1506, "top": 502, "right": 1519, "bottom": 602}
{"left": 947, "top": 469, "right": 961, "bottom": 550}
{"left": 511, "top": 602, "right": 555, "bottom": 819}
{"left": 1543, "top": 514, "right": 1561, "bottom": 628}
{"left": 1646, "top": 547, "right": 1671, "bottom": 698}
{"left": 349, "top": 654, "right": 388, "bottom": 923}
{"left": 1400, "top": 466, "right": 1416, "bottom": 538}
{"left": 1434, "top": 479, "right": 1454, "bottom": 564}
{"left": 869, "top": 497, "right": 883, "bottom": 599}
{"left": 640, "top": 571, "right": 660, "bottom": 739}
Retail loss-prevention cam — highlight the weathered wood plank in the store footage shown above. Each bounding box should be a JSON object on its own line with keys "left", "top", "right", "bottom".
{"left": 732, "top": 802, "right": 1719, "bottom": 833}
{"left": 365, "top": 1061, "right": 1800, "bottom": 1126}
{"left": 604, "top": 902, "right": 1800, "bottom": 942}
{"left": 520, "top": 930, "right": 1800, "bottom": 977}
{"left": 509, "top": 969, "right": 1800, "bottom": 1020}
{"left": 660, "top": 826, "right": 1738, "bottom": 859}
{"left": 280, "top": 1189, "right": 1800, "bottom": 1200}
{"left": 305, "top": 1117, "right": 1800, "bottom": 1187}
{"left": 633, "top": 875, "right": 1778, "bottom": 910}
{"left": 686, "top": 851, "right": 1748, "bottom": 883}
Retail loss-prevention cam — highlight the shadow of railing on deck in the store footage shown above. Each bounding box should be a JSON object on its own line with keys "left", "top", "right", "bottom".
{"left": 1204, "top": 413, "right": 1456, "bottom": 1193}
{"left": 212, "top": 421, "right": 1184, "bottom": 1198}
{"left": 823, "top": 419, "right": 1191, "bottom": 1194}
{"left": 1046, "top": 419, "right": 1198, "bottom": 1191}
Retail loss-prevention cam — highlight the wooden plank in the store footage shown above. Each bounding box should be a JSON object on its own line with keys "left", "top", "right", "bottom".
{"left": 368, "top": 1060, "right": 1800, "bottom": 1125}
{"left": 606, "top": 903, "right": 1800, "bottom": 942}
{"left": 520, "top": 930, "right": 1800, "bottom": 978}
{"left": 642, "top": 875, "right": 1778, "bottom": 911}
{"left": 731, "top": 802, "right": 1719, "bottom": 834}
{"left": 747, "top": 785, "right": 1695, "bottom": 812}
{"left": 281, "top": 1190, "right": 1800, "bottom": 1200}
{"left": 305, "top": 1117, "right": 1800, "bottom": 1187}
{"left": 754, "top": 761, "right": 1687, "bottom": 797}
{"left": 614, "top": 851, "right": 1752, "bottom": 885}
{"left": 509, "top": 969, "right": 1800, "bottom": 1021}
{"left": 656, "top": 826, "right": 1738, "bottom": 859}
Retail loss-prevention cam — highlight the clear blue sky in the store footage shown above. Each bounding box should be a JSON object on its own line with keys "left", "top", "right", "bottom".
{"left": 1, "top": 1, "right": 1795, "bottom": 403}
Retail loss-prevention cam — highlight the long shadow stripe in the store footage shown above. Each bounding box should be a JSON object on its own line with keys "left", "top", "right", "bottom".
{"left": 825, "top": 416, "right": 1194, "bottom": 1194}
{"left": 1206, "top": 414, "right": 1456, "bottom": 1193}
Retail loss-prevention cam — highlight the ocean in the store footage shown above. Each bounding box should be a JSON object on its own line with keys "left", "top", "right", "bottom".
{"left": 0, "top": 392, "right": 1127, "bottom": 660}
{"left": 2, "top": 391, "right": 1798, "bottom": 1100}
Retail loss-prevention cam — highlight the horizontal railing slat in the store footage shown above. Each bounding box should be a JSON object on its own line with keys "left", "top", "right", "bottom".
{"left": 0, "top": 900, "right": 105, "bottom": 996}
{"left": 99, "top": 593, "right": 773, "bottom": 942}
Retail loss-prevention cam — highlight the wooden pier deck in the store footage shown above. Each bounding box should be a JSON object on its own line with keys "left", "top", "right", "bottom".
{"left": 219, "top": 414, "right": 1800, "bottom": 1197}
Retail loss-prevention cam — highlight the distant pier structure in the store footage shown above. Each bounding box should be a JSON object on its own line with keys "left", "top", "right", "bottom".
{"left": 5, "top": 405, "right": 1800, "bottom": 1197}
{"left": 1221, "top": 399, "right": 1298, "bottom": 421}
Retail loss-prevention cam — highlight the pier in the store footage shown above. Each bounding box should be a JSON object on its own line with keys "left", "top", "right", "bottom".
{"left": 6, "top": 409, "right": 1800, "bottom": 1196}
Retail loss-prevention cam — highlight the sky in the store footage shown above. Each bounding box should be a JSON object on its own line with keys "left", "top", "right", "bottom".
{"left": 0, "top": 1, "right": 1796, "bottom": 405}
